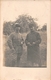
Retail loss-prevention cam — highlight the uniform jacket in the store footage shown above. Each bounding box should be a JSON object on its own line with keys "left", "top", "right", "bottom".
{"left": 7, "top": 32, "right": 24, "bottom": 53}
{"left": 25, "top": 31, "right": 41, "bottom": 63}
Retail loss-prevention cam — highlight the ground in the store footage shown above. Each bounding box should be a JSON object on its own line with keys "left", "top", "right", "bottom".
{"left": 3, "top": 31, "right": 47, "bottom": 67}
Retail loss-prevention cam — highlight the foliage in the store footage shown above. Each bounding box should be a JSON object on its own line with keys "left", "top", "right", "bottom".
{"left": 41, "top": 24, "right": 47, "bottom": 31}
{"left": 3, "top": 21, "right": 14, "bottom": 35}
{"left": 3, "top": 14, "right": 38, "bottom": 35}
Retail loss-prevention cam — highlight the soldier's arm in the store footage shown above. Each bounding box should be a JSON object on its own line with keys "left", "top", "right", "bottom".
{"left": 7, "top": 33, "right": 14, "bottom": 49}
{"left": 35, "top": 33, "right": 41, "bottom": 44}
{"left": 25, "top": 34, "right": 31, "bottom": 46}
{"left": 25, "top": 34, "right": 28, "bottom": 45}
{"left": 21, "top": 35, "right": 24, "bottom": 45}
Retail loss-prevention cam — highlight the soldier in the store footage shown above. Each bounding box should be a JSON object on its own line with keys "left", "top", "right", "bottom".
{"left": 7, "top": 23, "right": 24, "bottom": 67}
{"left": 25, "top": 23, "right": 41, "bottom": 67}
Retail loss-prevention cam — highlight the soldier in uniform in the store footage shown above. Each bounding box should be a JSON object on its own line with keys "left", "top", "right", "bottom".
{"left": 25, "top": 23, "right": 41, "bottom": 67}
{"left": 7, "top": 23, "right": 24, "bottom": 67}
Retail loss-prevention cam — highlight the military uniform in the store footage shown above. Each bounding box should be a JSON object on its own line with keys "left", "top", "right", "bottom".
{"left": 25, "top": 31, "right": 41, "bottom": 66}
{"left": 7, "top": 32, "right": 24, "bottom": 66}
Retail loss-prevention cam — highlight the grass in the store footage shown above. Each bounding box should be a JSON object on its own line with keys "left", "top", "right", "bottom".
{"left": 3, "top": 31, "right": 47, "bottom": 67}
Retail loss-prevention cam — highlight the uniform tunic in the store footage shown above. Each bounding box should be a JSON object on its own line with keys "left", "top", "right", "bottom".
{"left": 8, "top": 32, "right": 23, "bottom": 49}
{"left": 25, "top": 31, "right": 41, "bottom": 64}
{"left": 7, "top": 32, "right": 24, "bottom": 65}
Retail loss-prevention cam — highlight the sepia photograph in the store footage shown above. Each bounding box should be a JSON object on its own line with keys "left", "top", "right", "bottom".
{"left": 2, "top": 1, "right": 47, "bottom": 68}
{"left": 1, "top": 1, "right": 50, "bottom": 80}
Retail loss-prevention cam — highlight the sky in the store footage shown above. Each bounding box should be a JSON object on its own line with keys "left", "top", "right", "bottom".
{"left": 1, "top": 1, "right": 50, "bottom": 28}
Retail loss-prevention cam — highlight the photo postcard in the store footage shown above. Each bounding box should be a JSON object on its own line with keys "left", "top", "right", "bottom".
{"left": 0, "top": 0, "right": 51, "bottom": 80}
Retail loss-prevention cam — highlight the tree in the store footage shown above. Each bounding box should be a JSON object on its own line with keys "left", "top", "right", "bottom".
{"left": 3, "top": 21, "right": 14, "bottom": 35}
{"left": 3, "top": 14, "right": 38, "bottom": 35}
{"left": 15, "top": 14, "right": 38, "bottom": 32}
{"left": 41, "top": 24, "right": 47, "bottom": 31}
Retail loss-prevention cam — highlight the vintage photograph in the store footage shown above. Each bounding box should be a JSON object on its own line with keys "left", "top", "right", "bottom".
{"left": 3, "top": 1, "right": 47, "bottom": 68}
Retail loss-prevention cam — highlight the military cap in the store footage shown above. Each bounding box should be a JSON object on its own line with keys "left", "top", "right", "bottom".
{"left": 29, "top": 23, "right": 34, "bottom": 28}
{"left": 15, "top": 23, "right": 20, "bottom": 28}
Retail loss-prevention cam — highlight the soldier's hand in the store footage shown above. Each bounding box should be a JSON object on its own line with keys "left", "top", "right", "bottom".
{"left": 33, "top": 42, "right": 35, "bottom": 45}
{"left": 27, "top": 42, "right": 32, "bottom": 46}
{"left": 21, "top": 41, "right": 23, "bottom": 45}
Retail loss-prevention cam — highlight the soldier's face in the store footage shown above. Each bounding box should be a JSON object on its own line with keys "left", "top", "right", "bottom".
{"left": 15, "top": 27, "right": 20, "bottom": 32}
{"left": 30, "top": 26, "right": 35, "bottom": 31}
